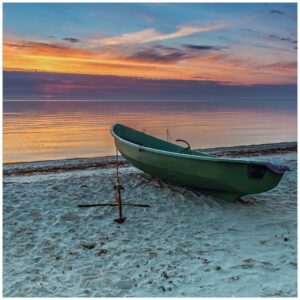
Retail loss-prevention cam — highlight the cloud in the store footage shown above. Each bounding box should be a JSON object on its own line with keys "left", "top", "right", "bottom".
{"left": 6, "top": 41, "right": 70, "bottom": 50}
{"left": 263, "top": 61, "right": 297, "bottom": 71}
{"left": 240, "top": 28, "right": 255, "bottom": 33}
{"left": 126, "top": 44, "right": 225, "bottom": 63}
{"left": 269, "top": 34, "right": 297, "bottom": 49}
{"left": 3, "top": 37, "right": 297, "bottom": 85}
{"left": 5, "top": 42, "right": 31, "bottom": 49}
{"left": 4, "top": 39, "right": 193, "bottom": 80}
{"left": 127, "top": 45, "right": 187, "bottom": 63}
{"left": 184, "top": 44, "right": 225, "bottom": 51}
{"left": 91, "top": 22, "right": 228, "bottom": 46}
{"left": 4, "top": 40, "right": 90, "bottom": 56}
{"left": 269, "top": 9, "right": 285, "bottom": 15}
{"left": 63, "top": 37, "right": 80, "bottom": 43}
{"left": 269, "top": 34, "right": 295, "bottom": 42}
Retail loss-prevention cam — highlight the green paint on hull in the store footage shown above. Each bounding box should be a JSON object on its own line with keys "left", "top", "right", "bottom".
{"left": 111, "top": 124, "right": 288, "bottom": 201}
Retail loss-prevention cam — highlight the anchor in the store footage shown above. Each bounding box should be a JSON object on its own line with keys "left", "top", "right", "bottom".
{"left": 78, "top": 149, "right": 150, "bottom": 223}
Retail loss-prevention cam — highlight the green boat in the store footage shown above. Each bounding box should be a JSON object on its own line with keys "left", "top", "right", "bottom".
{"left": 111, "top": 123, "right": 289, "bottom": 201}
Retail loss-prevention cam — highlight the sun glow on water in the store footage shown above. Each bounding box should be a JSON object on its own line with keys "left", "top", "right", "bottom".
{"left": 3, "top": 100, "right": 296, "bottom": 163}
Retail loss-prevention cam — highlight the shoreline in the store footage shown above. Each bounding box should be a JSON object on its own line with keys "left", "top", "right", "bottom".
{"left": 4, "top": 141, "right": 297, "bottom": 177}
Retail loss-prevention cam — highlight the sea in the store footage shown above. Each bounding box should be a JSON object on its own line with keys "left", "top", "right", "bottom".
{"left": 3, "top": 99, "right": 297, "bottom": 163}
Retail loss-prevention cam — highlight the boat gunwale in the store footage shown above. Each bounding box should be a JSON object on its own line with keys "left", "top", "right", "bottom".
{"left": 110, "top": 124, "right": 268, "bottom": 167}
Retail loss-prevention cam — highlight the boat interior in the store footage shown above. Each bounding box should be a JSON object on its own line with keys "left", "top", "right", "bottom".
{"left": 112, "top": 123, "right": 213, "bottom": 157}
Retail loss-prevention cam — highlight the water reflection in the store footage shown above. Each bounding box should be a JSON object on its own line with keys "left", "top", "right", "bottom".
{"left": 3, "top": 100, "right": 297, "bottom": 163}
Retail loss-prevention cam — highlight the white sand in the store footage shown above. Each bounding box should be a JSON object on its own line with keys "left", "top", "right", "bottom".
{"left": 3, "top": 145, "right": 297, "bottom": 297}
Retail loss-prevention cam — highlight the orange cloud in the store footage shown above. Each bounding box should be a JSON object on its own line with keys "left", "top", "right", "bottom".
{"left": 181, "top": 52, "right": 297, "bottom": 85}
{"left": 3, "top": 36, "right": 297, "bottom": 85}
{"left": 4, "top": 43, "right": 186, "bottom": 80}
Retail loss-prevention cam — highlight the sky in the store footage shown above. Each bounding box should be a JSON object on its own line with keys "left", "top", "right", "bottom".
{"left": 3, "top": 3, "right": 297, "bottom": 100}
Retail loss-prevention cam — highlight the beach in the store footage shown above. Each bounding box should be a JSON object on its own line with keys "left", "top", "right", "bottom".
{"left": 3, "top": 142, "right": 297, "bottom": 297}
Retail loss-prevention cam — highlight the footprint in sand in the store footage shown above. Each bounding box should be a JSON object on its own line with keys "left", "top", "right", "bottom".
{"left": 240, "top": 258, "right": 256, "bottom": 269}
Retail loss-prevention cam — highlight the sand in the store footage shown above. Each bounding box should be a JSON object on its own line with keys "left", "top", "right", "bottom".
{"left": 3, "top": 143, "right": 297, "bottom": 297}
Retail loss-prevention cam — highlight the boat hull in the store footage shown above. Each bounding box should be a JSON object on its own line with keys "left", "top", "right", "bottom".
{"left": 113, "top": 137, "right": 283, "bottom": 201}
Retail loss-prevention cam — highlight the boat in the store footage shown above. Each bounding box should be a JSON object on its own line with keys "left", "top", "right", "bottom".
{"left": 111, "top": 123, "right": 289, "bottom": 201}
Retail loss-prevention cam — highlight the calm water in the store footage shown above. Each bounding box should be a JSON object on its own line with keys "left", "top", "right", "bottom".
{"left": 3, "top": 99, "right": 297, "bottom": 163}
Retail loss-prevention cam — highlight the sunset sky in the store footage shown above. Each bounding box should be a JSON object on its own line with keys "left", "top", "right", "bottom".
{"left": 3, "top": 3, "right": 297, "bottom": 100}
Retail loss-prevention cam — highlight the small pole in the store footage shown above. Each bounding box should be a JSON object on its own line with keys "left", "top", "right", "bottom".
{"left": 114, "top": 149, "right": 126, "bottom": 224}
